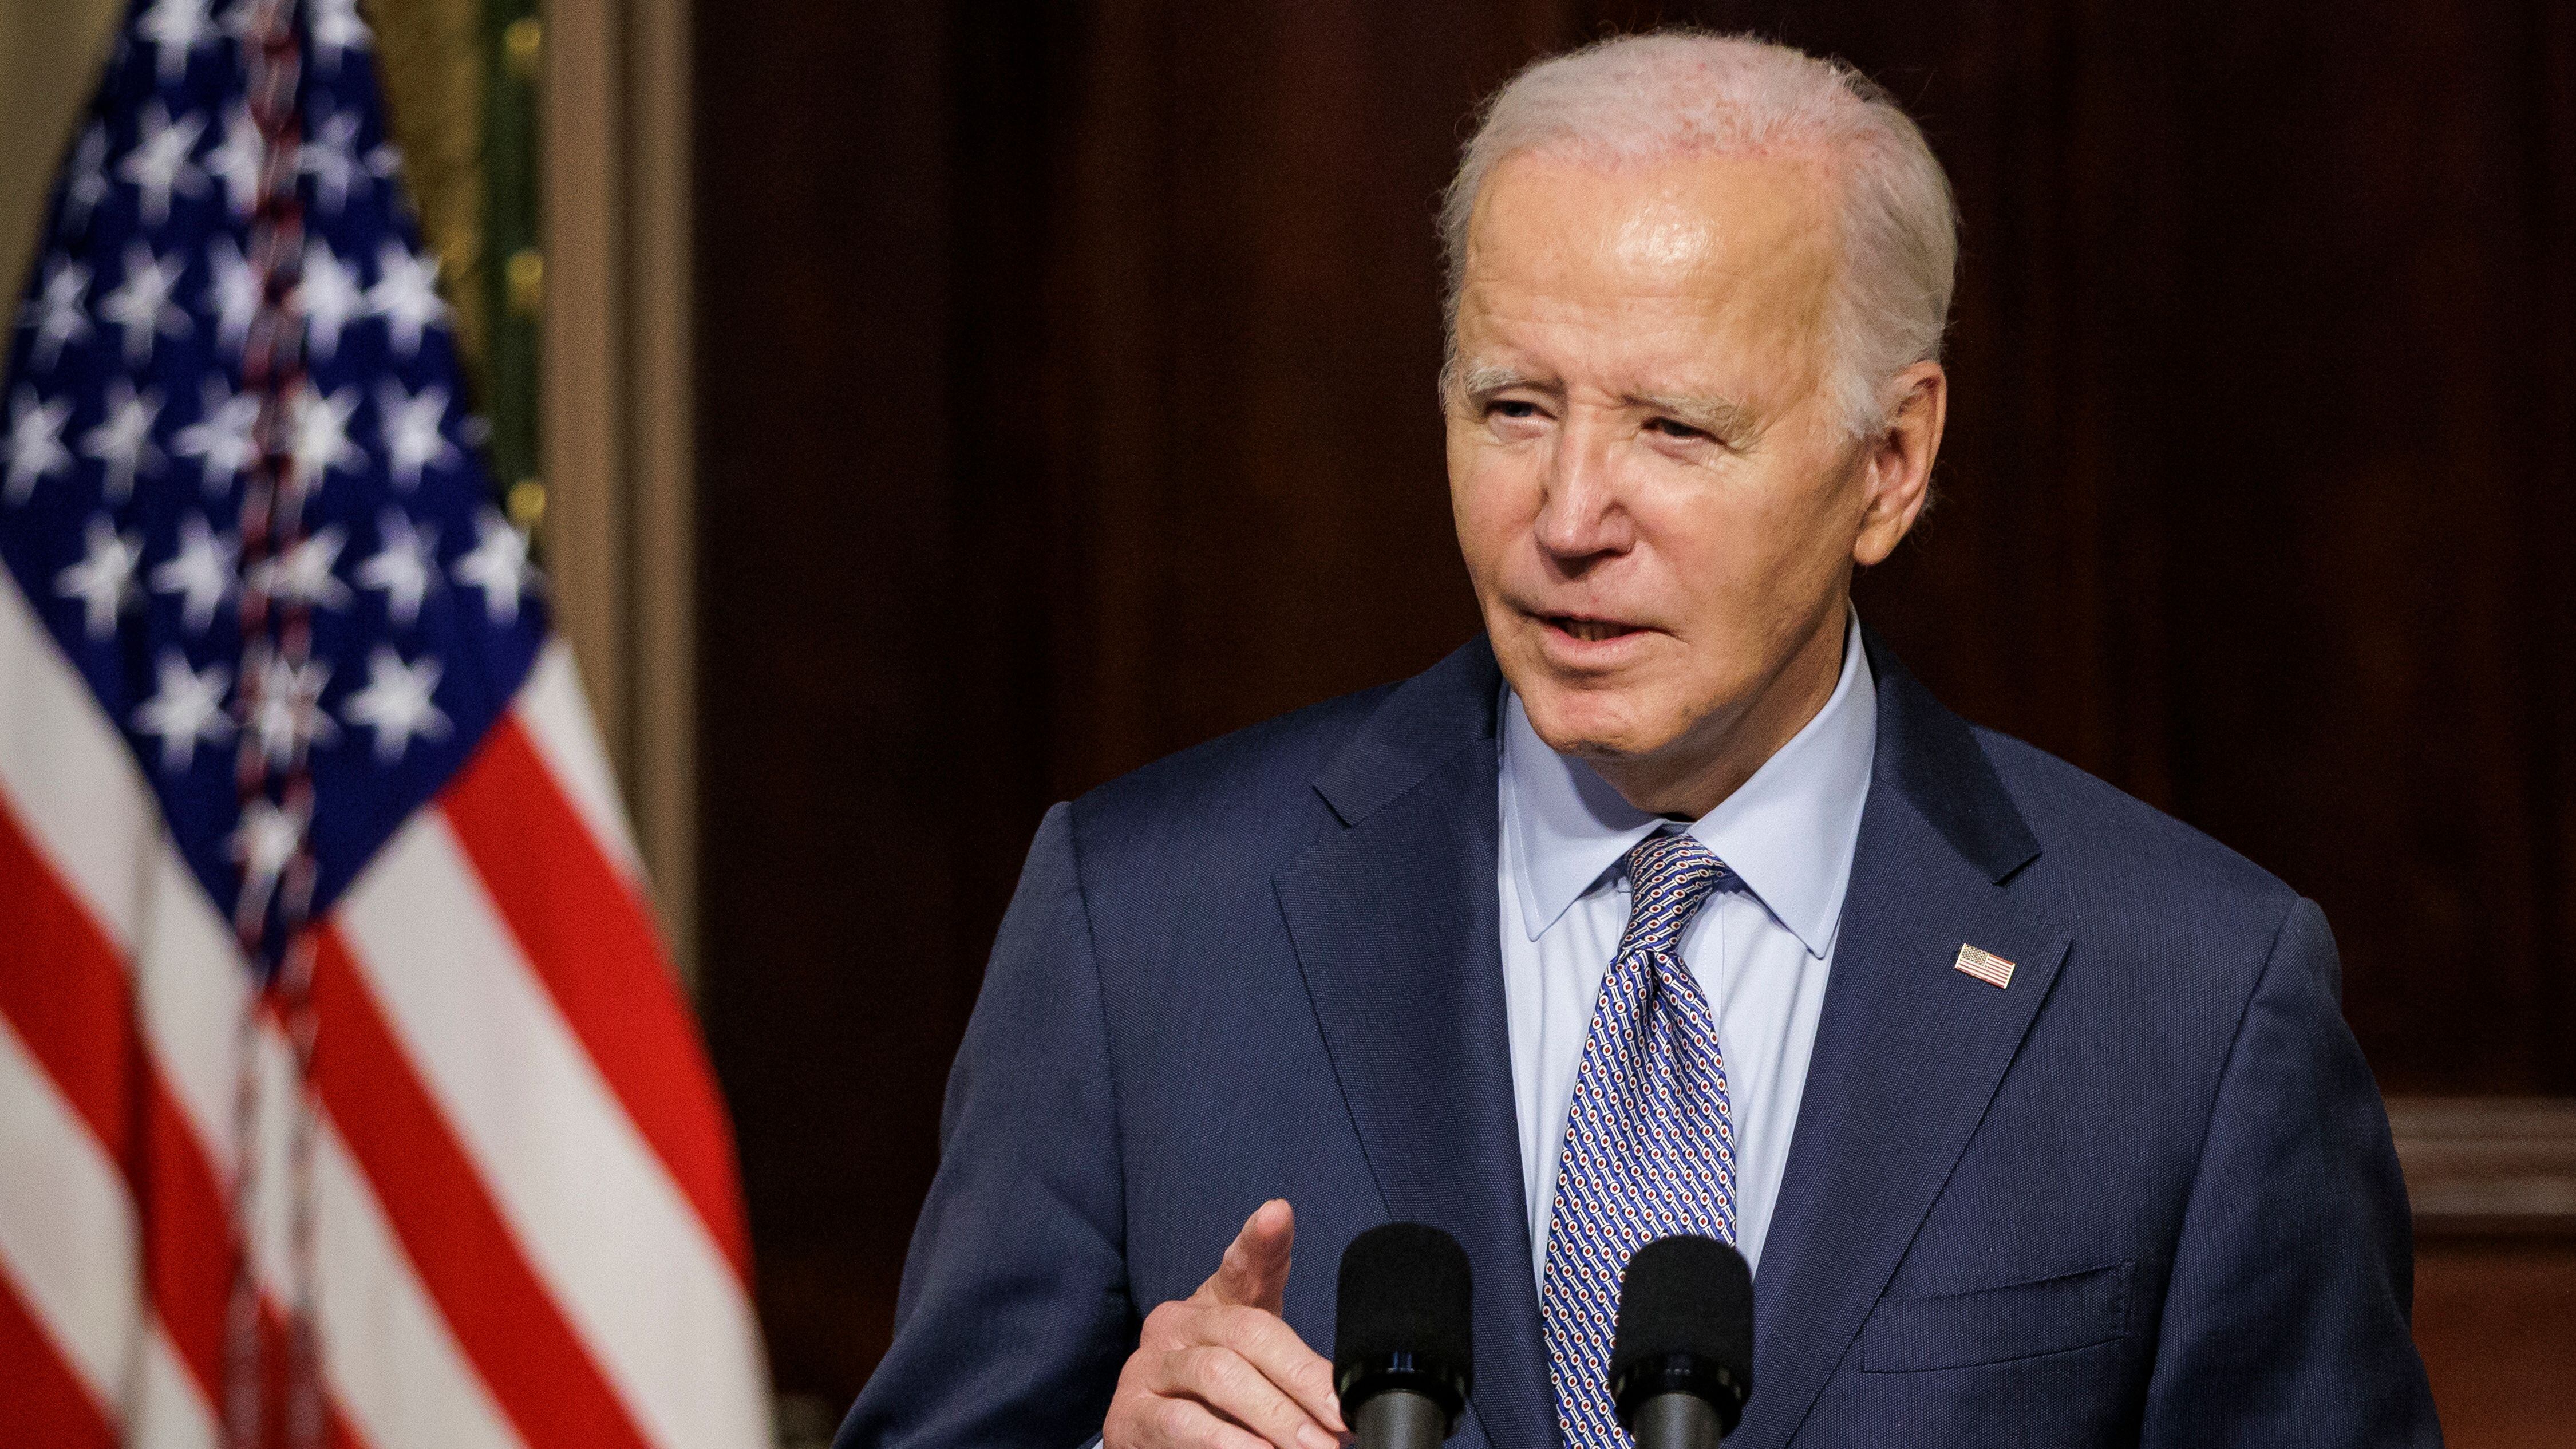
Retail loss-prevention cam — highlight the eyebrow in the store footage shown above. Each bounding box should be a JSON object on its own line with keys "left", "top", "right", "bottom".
{"left": 1636, "top": 390, "right": 1764, "bottom": 446}
{"left": 1454, "top": 364, "right": 1765, "bottom": 447}
{"left": 1453, "top": 362, "right": 1539, "bottom": 398}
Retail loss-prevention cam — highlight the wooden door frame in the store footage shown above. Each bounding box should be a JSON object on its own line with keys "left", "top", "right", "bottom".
{"left": 541, "top": 0, "right": 699, "bottom": 988}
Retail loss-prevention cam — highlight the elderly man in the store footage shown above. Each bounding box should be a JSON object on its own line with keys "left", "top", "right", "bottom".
{"left": 840, "top": 30, "right": 2437, "bottom": 1449}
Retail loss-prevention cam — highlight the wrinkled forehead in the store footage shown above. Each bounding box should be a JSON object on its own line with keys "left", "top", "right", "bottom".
{"left": 1455, "top": 147, "right": 1844, "bottom": 389}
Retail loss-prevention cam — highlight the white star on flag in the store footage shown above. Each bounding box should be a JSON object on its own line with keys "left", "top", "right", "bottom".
{"left": 19, "top": 258, "right": 92, "bottom": 372}
{"left": 368, "top": 243, "right": 448, "bottom": 357}
{"left": 205, "top": 101, "right": 263, "bottom": 218}
{"left": 229, "top": 794, "right": 305, "bottom": 925}
{"left": 5, "top": 389, "right": 73, "bottom": 506}
{"left": 136, "top": 0, "right": 218, "bottom": 80}
{"left": 54, "top": 516, "right": 143, "bottom": 639}
{"left": 343, "top": 647, "right": 449, "bottom": 761}
{"left": 116, "top": 101, "right": 208, "bottom": 227}
{"left": 61, "top": 123, "right": 109, "bottom": 232}
{"left": 251, "top": 525, "right": 353, "bottom": 612}
{"left": 151, "top": 514, "right": 236, "bottom": 632}
{"left": 291, "top": 382, "right": 362, "bottom": 485}
{"left": 310, "top": 0, "right": 374, "bottom": 69}
{"left": 300, "top": 109, "right": 369, "bottom": 215}
{"left": 210, "top": 235, "right": 259, "bottom": 354}
{"left": 453, "top": 507, "right": 534, "bottom": 623}
{"left": 174, "top": 377, "right": 260, "bottom": 495}
{"left": 100, "top": 241, "right": 191, "bottom": 364}
{"left": 132, "top": 650, "right": 234, "bottom": 770}
{"left": 301, "top": 239, "right": 365, "bottom": 361}
{"left": 79, "top": 379, "right": 165, "bottom": 503}
{"left": 357, "top": 508, "right": 437, "bottom": 626}
{"left": 377, "top": 381, "right": 459, "bottom": 487}
{"left": 251, "top": 652, "right": 336, "bottom": 766}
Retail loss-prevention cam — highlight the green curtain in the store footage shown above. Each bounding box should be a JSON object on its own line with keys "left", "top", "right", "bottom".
{"left": 370, "top": 0, "right": 540, "bottom": 527}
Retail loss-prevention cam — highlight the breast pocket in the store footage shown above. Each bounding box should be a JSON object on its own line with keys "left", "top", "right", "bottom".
{"left": 1857, "top": 1261, "right": 2132, "bottom": 1373}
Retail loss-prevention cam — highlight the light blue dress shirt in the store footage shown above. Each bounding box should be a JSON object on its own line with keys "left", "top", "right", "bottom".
{"left": 1496, "top": 613, "right": 1876, "bottom": 1282}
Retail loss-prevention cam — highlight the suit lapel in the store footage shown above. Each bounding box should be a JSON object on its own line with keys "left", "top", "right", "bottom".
{"left": 1273, "top": 639, "right": 1555, "bottom": 1449}
{"left": 1730, "top": 635, "right": 2067, "bottom": 1449}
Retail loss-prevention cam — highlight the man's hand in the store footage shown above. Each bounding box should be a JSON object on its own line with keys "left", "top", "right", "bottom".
{"left": 1103, "top": 1199, "right": 1348, "bottom": 1449}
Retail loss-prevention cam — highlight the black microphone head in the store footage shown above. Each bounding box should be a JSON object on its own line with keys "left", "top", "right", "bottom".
{"left": 1333, "top": 1222, "right": 1473, "bottom": 1426}
{"left": 1610, "top": 1234, "right": 1755, "bottom": 1435}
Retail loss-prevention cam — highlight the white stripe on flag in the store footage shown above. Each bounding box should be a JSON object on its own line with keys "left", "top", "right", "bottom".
{"left": 337, "top": 810, "right": 768, "bottom": 1449}
{"left": 309, "top": 1094, "right": 530, "bottom": 1449}
{"left": 135, "top": 842, "right": 250, "bottom": 1174}
{"left": 127, "top": 1327, "right": 222, "bottom": 1449}
{"left": 0, "top": 575, "right": 154, "bottom": 947}
{"left": 230, "top": 1016, "right": 531, "bottom": 1449}
{"left": 516, "top": 642, "right": 647, "bottom": 882}
{"left": 0, "top": 1010, "right": 137, "bottom": 1409}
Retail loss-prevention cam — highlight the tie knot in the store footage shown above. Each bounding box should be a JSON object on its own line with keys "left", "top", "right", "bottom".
{"left": 1621, "top": 831, "right": 1729, "bottom": 953}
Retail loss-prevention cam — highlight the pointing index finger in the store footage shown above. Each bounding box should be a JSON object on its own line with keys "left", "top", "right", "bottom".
{"left": 1199, "top": 1198, "right": 1296, "bottom": 1313}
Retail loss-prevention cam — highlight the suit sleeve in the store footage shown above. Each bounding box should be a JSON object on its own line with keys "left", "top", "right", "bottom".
{"left": 2138, "top": 897, "right": 2440, "bottom": 1447}
{"left": 837, "top": 802, "right": 1133, "bottom": 1448}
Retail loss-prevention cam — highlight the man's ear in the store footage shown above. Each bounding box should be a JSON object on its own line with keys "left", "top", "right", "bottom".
{"left": 1852, "top": 361, "right": 1947, "bottom": 567}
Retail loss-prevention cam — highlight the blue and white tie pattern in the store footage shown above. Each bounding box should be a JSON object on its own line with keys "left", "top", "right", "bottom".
{"left": 1540, "top": 830, "right": 1738, "bottom": 1448}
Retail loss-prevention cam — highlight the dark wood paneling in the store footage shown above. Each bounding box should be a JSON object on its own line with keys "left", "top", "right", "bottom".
{"left": 2396, "top": 1099, "right": 2576, "bottom": 1232}
{"left": 2416, "top": 1240, "right": 2576, "bottom": 1447}
{"left": 694, "top": 0, "right": 2576, "bottom": 1415}
{"left": 693, "top": 0, "right": 964, "bottom": 1397}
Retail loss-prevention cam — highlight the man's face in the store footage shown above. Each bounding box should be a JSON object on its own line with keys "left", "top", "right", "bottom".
{"left": 1446, "top": 147, "right": 1902, "bottom": 787}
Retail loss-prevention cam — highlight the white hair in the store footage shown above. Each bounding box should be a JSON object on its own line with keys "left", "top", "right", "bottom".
{"left": 1441, "top": 31, "right": 1959, "bottom": 439}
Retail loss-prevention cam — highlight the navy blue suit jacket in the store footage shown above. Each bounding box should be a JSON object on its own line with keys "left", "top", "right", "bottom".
{"left": 841, "top": 632, "right": 2439, "bottom": 1447}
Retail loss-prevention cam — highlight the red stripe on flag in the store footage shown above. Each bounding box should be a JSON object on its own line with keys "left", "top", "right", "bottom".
{"left": 0, "top": 792, "right": 136, "bottom": 1172}
{"left": 140, "top": 1067, "right": 234, "bottom": 1397}
{"left": 308, "top": 925, "right": 658, "bottom": 1449}
{"left": 0, "top": 1271, "right": 114, "bottom": 1449}
{"left": 438, "top": 716, "right": 751, "bottom": 1279}
{"left": 0, "top": 789, "right": 234, "bottom": 1405}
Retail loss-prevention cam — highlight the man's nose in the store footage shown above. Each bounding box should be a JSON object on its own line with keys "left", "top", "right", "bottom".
{"left": 1532, "top": 419, "right": 1633, "bottom": 562}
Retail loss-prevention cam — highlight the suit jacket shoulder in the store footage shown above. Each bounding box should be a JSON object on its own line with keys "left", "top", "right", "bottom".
{"left": 1969, "top": 722, "right": 2325, "bottom": 1002}
{"left": 1064, "top": 634, "right": 1506, "bottom": 933}
{"left": 1977, "top": 724, "right": 2293, "bottom": 911}
{"left": 1066, "top": 678, "right": 1394, "bottom": 881}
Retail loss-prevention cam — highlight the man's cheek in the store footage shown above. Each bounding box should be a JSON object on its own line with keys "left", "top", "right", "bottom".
{"left": 1454, "top": 478, "right": 1526, "bottom": 584}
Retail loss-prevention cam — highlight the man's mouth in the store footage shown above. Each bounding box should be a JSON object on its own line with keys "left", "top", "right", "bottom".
{"left": 1542, "top": 614, "right": 1647, "bottom": 643}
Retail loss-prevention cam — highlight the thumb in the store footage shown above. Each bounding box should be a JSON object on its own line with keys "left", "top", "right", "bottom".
{"left": 1195, "top": 1198, "right": 1295, "bottom": 1313}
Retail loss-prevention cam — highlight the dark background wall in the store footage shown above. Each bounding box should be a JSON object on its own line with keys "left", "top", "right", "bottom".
{"left": 693, "top": 0, "right": 2576, "bottom": 1438}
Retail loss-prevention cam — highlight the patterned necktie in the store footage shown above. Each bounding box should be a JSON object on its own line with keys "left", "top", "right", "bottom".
{"left": 1540, "top": 830, "right": 1738, "bottom": 1448}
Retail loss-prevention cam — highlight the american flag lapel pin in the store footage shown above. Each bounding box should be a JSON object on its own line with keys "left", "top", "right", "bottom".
{"left": 1954, "top": 943, "right": 2016, "bottom": 989}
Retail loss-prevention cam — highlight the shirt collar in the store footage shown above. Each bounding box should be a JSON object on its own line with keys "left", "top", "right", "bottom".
{"left": 1499, "top": 610, "right": 1877, "bottom": 958}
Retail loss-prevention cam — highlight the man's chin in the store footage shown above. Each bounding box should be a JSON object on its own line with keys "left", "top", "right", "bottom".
{"left": 1514, "top": 685, "right": 1680, "bottom": 765}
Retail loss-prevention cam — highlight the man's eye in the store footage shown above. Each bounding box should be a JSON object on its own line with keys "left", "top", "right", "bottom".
{"left": 1647, "top": 417, "right": 1709, "bottom": 442}
{"left": 1488, "top": 400, "right": 1543, "bottom": 421}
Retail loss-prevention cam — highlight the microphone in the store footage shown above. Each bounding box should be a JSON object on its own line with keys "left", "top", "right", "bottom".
{"left": 1333, "top": 1222, "right": 1473, "bottom": 1449}
{"left": 1610, "top": 1235, "right": 1755, "bottom": 1448}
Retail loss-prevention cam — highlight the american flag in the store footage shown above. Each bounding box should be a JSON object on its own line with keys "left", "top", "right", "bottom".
{"left": 0, "top": 3, "right": 768, "bottom": 1449}
{"left": 1952, "top": 943, "right": 2017, "bottom": 990}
